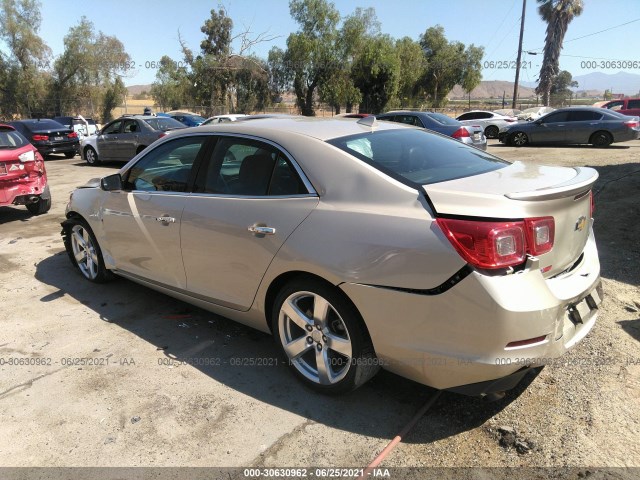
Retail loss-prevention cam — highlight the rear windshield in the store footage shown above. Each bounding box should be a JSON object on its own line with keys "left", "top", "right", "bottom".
{"left": 328, "top": 128, "right": 508, "bottom": 185}
{"left": 186, "top": 115, "right": 205, "bottom": 123}
{"left": 425, "top": 112, "right": 460, "bottom": 126}
{"left": 0, "top": 128, "right": 30, "bottom": 149}
{"left": 144, "top": 117, "right": 186, "bottom": 131}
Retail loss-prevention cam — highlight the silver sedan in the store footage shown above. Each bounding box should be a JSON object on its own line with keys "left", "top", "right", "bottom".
{"left": 62, "top": 117, "right": 602, "bottom": 396}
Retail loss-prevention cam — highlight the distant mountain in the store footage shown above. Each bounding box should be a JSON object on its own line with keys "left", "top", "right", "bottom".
{"left": 126, "top": 84, "right": 153, "bottom": 96}
{"left": 449, "top": 80, "right": 536, "bottom": 100}
{"left": 571, "top": 72, "right": 640, "bottom": 95}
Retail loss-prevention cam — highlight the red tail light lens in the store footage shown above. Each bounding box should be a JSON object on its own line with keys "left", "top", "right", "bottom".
{"left": 32, "top": 134, "right": 49, "bottom": 141}
{"left": 590, "top": 190, "right": 594, "bottom": 217}
{"left": 452, "top": 127, "right": 470, "bottom": 139}
{"left": 158, "top": 132, "right": 167, "bottom": 138}
{"left": 437, "top": 218, "right": 526, "bottom": 269}
{"left": 624, "top": 120, "right": 639, "bottom": 128}
{"left": 437, "top": 216, "right": 556, "bottom": 270}
{"left": 67, "top": 132, "right": 78, "bottom": 138}
{"left": 525, "top": 217, "right": 555, "bottom": 256}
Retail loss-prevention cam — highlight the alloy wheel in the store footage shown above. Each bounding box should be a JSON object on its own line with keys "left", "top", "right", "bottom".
{"left": 70, "top": 224, "right": 99, "bottom": 280}
{"left": 278, "top": 291, "right": 353, "bottom": 385}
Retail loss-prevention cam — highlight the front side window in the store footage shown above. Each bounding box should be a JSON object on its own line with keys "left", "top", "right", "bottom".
{"left": 328, "top": 128, "right": 508, "bottom": 186}
{"left": 103, "top": 121, "right": 122, "bottom": 135}
{"left": 198, "top": 137, "right": 307, "bottom": 196}
{"left": 124, "top": 136, "right": 206, "bottom": 192}
{"left": 541, "top": 112, "right": 570, "bottom": 123}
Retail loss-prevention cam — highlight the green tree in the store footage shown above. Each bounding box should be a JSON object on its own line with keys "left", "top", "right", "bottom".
{"left": 460, "top": 44, "right": 484, "bottom": 106}
{"left": 351, "top": 35, "right": 400, "bottom": 114}
{"left": 151, "top": 55, "right": 192, "bottom": 110}
{"left": 395, "top": 37, "right": 425, "bottom": 108}
{"left": 285, "top": 0, "right": 341, "bottom": 115}
{"left": 536, "top": 0, "right": 584, "bottom": 106}
{"left": 52, "top": 17, "right": 130, "bottom": 116}
{"left": 0, "top": 0, "right": 51, "bottom": 117}
{"left": 549, "top": 69, "right": 578, "bottom": 106}
{"left": 418, "top": 25, "right": 466, "bottom": 107}
{"left": 102, "top": 77, "right": 126, "bottom": 123}
{"left": 267, "top": 46, "right": 291, "bottom": 102}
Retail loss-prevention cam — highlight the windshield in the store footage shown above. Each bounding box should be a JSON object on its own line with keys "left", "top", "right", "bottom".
{"left": 186, "top": 115, "right": 205, "bottom": 123}
{"left": 0, "top": 128, "right": 30, "bottom": 149}
{"left": 328, "top": 128, "right": 508, "bottom": 185}
{"left": 144, "top": 117, "right": 186, "bottom": 131}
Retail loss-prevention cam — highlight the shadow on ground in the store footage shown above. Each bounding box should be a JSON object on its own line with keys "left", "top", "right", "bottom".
{"left": 589, "top": 162, "right": 640, "bottom": 287}
{"left": 35, "top": 251, "right": 536, "bottom": 444}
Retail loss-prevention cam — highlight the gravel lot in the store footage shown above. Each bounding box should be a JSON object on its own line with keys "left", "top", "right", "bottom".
{"left": 0, "top": 139, "right": 639, "bottom": 476}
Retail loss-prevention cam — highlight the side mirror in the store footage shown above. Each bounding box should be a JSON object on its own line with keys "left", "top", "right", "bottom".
{"left": 101, "top": 173, "right": 123, "bottom": 191}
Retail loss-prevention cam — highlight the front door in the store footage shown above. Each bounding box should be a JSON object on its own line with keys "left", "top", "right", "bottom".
{"left": 100, "top": 135, "right": 208, "bottom": 288}
{"left": 532, "top": 111, "right": 570, "bottom": 143}
{"left": 97, "top": 120, "right": 123, "bottom": 161}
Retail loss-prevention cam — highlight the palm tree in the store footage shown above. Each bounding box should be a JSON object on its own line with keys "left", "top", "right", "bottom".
{"left": 536, "top": 0, "right": 583, "bottom": 106}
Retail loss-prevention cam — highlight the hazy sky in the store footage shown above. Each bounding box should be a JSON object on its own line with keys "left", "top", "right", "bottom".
{"left": 24, "top": 0, "right": 640, "bottom": 88}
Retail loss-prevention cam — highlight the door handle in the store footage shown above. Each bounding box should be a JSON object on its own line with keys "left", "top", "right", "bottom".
{"left": 248, "top": 225, "right": 276, "bottom": 235}
{"left": 156, "top": 216, "right": 176, "bottom": 224}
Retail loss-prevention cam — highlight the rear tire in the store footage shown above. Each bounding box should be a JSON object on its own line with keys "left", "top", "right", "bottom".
{"left": 485, "top": 125, "right": 499, "bottom": 139}
{"left": 84, "top": 146, "right": 100, "bottom": 165}
{"left": 272, "top": 278, "right": 379, "bottom": 394}
{"left": 26, "top": 197, "right": 51, "bottom": 215}
{"left": 509, "top": 131, "right": 529, "bottom": 147}
{"left": 62, "top": 217, "right": 113, "bottom": 283}
{"left": 590, "top": 131, "right": 613, "bottom": 148}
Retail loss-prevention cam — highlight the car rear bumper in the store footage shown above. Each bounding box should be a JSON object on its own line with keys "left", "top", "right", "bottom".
{"left": 0, "top": 176, "right": 49, "bottom": 207}
{"left": 36, "top": 141, "right": 79, "bottom": 155}
{"left": 340, "top": 226, "right": 601, "bottom": 394}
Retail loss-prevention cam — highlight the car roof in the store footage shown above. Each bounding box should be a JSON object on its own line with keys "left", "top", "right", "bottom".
{"left": 179, "top": 116, "right": 410, "bottom": 141}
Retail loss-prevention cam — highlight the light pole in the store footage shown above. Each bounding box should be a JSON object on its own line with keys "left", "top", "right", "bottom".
{"left": 512, "top": 0, "right": 527, "bottom": 109}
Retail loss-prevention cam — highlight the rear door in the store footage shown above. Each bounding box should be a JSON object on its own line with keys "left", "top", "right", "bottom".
{"left": 100, "top": 135, "right": 208, "bottom": 288}
{"left": 566, "top": 110, "right": 604, "bottom": 143}
{"left": 181, "top": 135, "right": 319, "bottom": 310}
{"left": 97, "top": 120, "right": 123, "bottom": 161}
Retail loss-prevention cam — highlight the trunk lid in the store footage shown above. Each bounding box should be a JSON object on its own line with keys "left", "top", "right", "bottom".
{"left": 425, "top": 161, "right": 598, "bottom": 276}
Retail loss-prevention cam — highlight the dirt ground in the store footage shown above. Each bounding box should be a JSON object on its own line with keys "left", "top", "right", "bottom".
{"left": 0, "top": 139, "right": 638, "bottom": 477}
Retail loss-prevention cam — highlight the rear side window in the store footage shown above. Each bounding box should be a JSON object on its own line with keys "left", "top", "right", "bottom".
{"left": 198, "top": 136, "right": 307, "bottom": 196}
{"left": 569, "top": 111, "right": 602, "bottom": 121}
{"left": 627, "top": 100, "right": 640, "bottom": 109}
{"left": 328, "top": 129, "right": 508, "bottom": 185}
{"left": 0, "top": 128, "right": 29, "bottom": 149}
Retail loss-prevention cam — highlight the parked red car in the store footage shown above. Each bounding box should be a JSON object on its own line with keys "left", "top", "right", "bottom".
{"left": 600, "top": 98, "right": 640, "bottom": 116}
{"left": 0, "top": 124, "right": 51, "bottom": 215}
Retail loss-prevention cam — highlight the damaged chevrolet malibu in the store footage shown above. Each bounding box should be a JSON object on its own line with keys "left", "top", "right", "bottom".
{"left": 61, "top": 116, "right": 602, "bottom": 396}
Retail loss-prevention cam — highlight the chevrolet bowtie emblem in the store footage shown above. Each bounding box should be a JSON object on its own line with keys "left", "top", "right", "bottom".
{"left": 575, "top": 216, "right": 587, "bottom": 232}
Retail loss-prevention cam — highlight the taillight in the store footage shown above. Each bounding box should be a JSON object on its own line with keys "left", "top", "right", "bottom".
{"left": 590, "top": 190, "right": 595, "bottom": 217}
{"left": 524, "top": 217, "right": 555, "bottom": 256}
{"left": 437, "top": 216, "right": 556, "bottom": 270}
{"left": 624, "top": 119, "right": 639, "bottom": 128}
{"left": 32, "top": 134, "right": 49, "bottom": 141}
{"left": 67, "top": 132, "right": 78, "bottom": 138}
{"left": 452, "top": 127, "right": 470, "bottom": 139}
{"left": 158, "top": 132, "right": 167, "bottom": 138}
{"left": 437, "top": 218, "right": 525, "bottom": 269}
